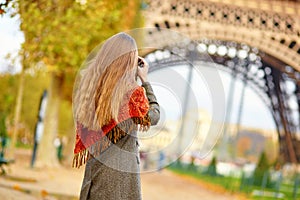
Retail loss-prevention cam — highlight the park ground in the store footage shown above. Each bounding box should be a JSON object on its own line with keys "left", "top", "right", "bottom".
{"left": 0, "top": 149, "right": 247, "bottom": 200}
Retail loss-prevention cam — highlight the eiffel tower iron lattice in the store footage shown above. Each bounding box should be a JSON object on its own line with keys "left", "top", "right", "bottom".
{"left": 140, "top": 0, "right": 300, "bottom": 164}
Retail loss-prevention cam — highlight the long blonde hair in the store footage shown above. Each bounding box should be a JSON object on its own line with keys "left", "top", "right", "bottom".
{"left": 73, "top": 32, "right": 138, "bottom": 130}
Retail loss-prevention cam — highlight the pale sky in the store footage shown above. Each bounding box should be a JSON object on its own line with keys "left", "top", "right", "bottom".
{"left": 148, "top": 65, "right": 276, "bottom": 131}
{"left": 0, "top": 14, "right": 277, "bottom": 131}
{"left": 0, "top": 13, "right": 24, "bottom": 73}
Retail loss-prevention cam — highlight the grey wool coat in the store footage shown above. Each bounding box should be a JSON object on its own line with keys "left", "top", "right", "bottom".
{"left": 79, "top": 82, "right": 160, "bottom": 200}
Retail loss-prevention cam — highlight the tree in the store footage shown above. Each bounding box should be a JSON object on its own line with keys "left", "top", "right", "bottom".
{"left": 0, "top": 71, "right": 51, "bottom": 149}
{"left": 205, "top": 156, "right": 218, "bottom": 176}
{"left": 253, "top": 151, "right": 273, "bottom": 187}
{"left": 0, "top": 72, "right": 21, "bottom": 158}
{"left": 0, "top": 74, "right": 18, "bottom": 117}
{"left": 17, "top": 0, "right": 143, "bottom": 167}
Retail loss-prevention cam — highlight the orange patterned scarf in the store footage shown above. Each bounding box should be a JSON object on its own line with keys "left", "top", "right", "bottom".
{"left": 73, "top": 86, "right": 150, "bottom": 168}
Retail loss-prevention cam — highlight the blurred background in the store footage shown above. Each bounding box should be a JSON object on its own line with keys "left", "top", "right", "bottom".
{"left": 0, "top": 0, "right": 300, "bottom": 199}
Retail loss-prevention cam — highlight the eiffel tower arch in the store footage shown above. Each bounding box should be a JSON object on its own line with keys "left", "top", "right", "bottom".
{"left": 140, "top": 0, "right": 300, "bottom": 164}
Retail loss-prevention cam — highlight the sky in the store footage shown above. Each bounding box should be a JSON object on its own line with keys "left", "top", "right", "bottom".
{"left": 0, "top": 13, "right": 24, "bottom": 73}
{"left": 148, "top": 65, "right": 277, "bottom": 131}
{"left": 0, "top": 14, "right": 277, "bottom": 131}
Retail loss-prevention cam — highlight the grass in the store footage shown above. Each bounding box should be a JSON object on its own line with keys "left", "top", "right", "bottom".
{"left": 167, "top": 162, "right": 299, "bottom": 200}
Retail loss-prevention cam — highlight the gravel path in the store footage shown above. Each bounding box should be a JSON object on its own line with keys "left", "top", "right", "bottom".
{"left": 0, "top": 187, "right": 37, "bottom": 200}
{"left": 0, "top": 149, "right": 246, "bottom": 200}
{"left": 141, "top": 170, "right": 242, "bottom": 200}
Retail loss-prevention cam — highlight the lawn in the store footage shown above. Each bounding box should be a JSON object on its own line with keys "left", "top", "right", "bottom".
{"left": 167, "top": 162, "right": 299, "bottom": 200}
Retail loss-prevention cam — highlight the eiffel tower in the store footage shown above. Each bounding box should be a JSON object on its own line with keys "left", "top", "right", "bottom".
{"left": 141, "top": 0, "right": 300, "bottom": 164}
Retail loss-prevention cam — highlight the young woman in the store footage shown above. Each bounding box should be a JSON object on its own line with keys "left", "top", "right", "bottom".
{"left": 72, "top": 32, "right": 160, "bottom": 200}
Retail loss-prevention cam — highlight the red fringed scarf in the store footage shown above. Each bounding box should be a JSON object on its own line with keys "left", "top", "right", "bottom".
{"left": 73, "top": 86, "right": 150, "bottom": 168}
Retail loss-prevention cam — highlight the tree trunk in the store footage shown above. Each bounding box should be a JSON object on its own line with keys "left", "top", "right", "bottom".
{"left": 62, "top": 126, "right": 75, "bottom": 167}
{"left": 36, "top": 72, "right": 63, "bottom": 167}
{"left": 8, "top": 70, "right": 25, "bottom": 159}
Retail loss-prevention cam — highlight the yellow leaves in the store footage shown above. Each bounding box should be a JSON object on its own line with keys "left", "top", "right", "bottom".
{"left": 19, "top": 0, "right": 143, "bottom": 74}
{"left": 46, "top": 64, "right": 59, "bottom": 73}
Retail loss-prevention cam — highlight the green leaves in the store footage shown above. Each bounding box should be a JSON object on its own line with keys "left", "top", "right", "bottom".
{"left": 0, "top": 75, "right": 17, "bottom": 115}
{"left": 18, "top": 0, "right": 142, "bottom": 73}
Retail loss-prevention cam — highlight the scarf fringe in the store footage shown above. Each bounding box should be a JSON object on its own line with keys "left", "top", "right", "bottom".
{"left": 132, "top": 115, "right": 151, "bottom": 132}
{"left": 72, "top": 116, "right": 150, "bottom": 168}
{"left": 72, "top": 149, "right": 90, "bottom": 168}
